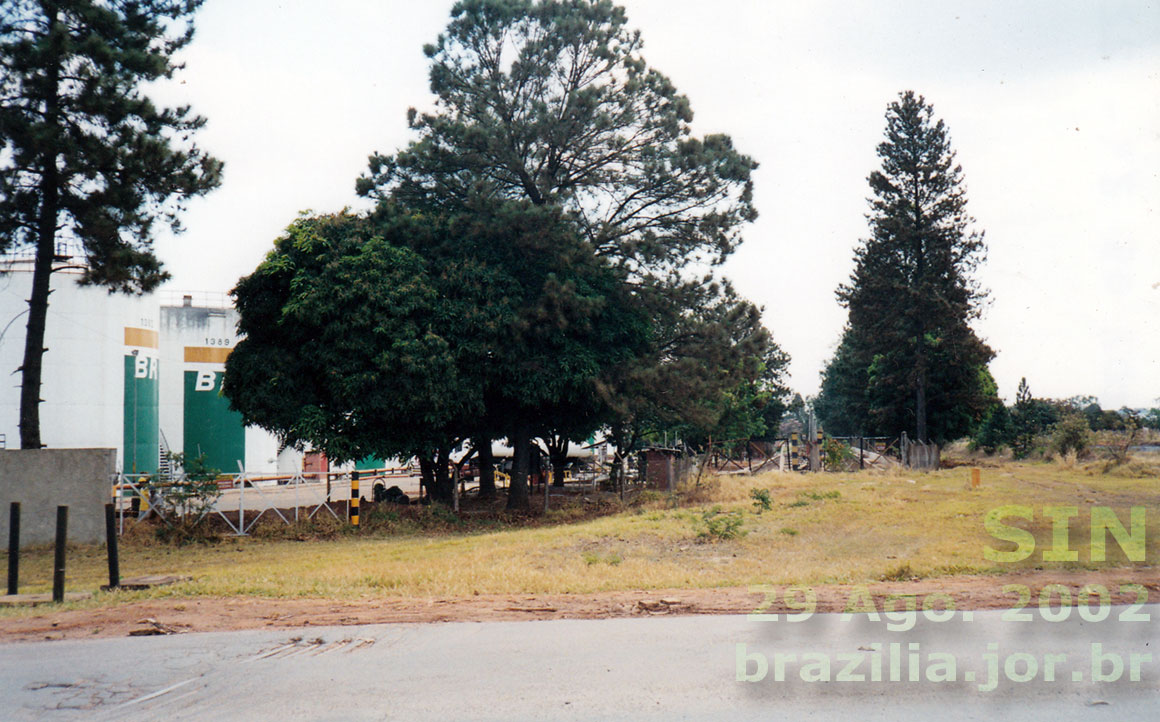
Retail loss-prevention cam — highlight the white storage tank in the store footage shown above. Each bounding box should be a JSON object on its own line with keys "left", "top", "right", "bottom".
{"left": 0, "top": 259, "right": 160, "bottom": 473}
{"left": 158, "top": 292, "right": 296, "bottom": 475}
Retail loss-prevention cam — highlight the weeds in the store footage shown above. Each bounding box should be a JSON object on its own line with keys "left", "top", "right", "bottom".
{"left": 4, "top": 461, "right": 1156, "bottom": 605}
{"left": 880, "top": 563, "right": 921, "bottom": 581}
{"left": 152, "top": 452, "right": 223, "bottom": 545}
{"left": 786, "top": 490, "right": 841, "bottom": 509}
{"left": 697, "top": 506, "right": 747, "bottom": 541}
{"left": 803, "top": 490, "right": 841, "bottom": 501}
{"left": 749, "top": 488, "right": 772, "bottom": 513}
{"left": 582, "top": 551, "right": 623, "bottom": 566}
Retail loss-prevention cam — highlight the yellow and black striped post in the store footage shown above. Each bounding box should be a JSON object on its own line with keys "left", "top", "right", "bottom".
{"left": 790, "top": 432, "right": 799, "bottom": 471}
{"left": 350, "top": 471, "right": 360, "bottom": 527}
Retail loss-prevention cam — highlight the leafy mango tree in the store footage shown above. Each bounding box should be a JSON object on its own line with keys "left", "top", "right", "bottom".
{"left": 224, "top": 211, "right": 473, "bottom": 504}
{"left": 225, "top": 201, "right": 646, "bottom": 508}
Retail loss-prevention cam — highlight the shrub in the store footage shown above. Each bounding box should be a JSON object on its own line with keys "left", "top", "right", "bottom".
{"left": 972, "top": 403, "right": 1014, "bottom": 454}
{"left": 1051, "top": 414, "right": 1092, "bottom": 458}
{"left": 697, "top": 506, "right": 747, "bottom": 541}
{"left": 749, "top": 488, "right": 772, "bottom": 513}
{"left": 153, "top": 452, "right": 222, "bottom": 545}
{"left": 821, "top": 437, "right": 855, "bottom": 469}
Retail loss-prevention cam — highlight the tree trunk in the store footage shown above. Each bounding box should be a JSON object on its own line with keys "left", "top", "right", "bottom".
{"left": 476, "top": 438, "right": 496, "bottom": 500}
{"left": 608, "top": 423, "right": 637, "bottom": 494}
{"left": 19, "top": 197, "right": 56, "bottom": 450}
{"left": 915, "top": 315, "right": 928, "bottom": 443}
{"left": 915, "top": 374, "right": 928, "bottom": 444}
{"left": 418, "top": 456, "right": 435, "bottom": 501}
{"left": 546, "top": 434, "right": 568, "bottom": 487}
{"left": 433, "top": 446, "right": 452, "bottom": 503}
{"left": 551, "top": 455, "right": 566, "bottom": 487}
{"left": 19, "top": 8, "right": 62, "bottom": 450}
{"left": 506, "top": 427, "right": 531, "bottom": 511}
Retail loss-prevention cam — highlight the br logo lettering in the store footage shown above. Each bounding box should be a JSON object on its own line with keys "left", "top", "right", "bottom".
{"left": 194, "top": 370, "right": 217, "bottom": 392}
{"left": 133, "top": 355, "right": 158, "bottom": 380}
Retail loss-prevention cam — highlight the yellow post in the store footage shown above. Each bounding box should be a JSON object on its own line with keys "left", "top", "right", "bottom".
{"left": 970, "top": 467, "right": 981, "bottom": 489}
{"left": 350, "top": 471, "right": 360, "bottom": 526}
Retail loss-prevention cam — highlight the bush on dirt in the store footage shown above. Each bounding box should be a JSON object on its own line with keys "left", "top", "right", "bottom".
{"left": 154, "top": 452, "right": 223, "bottom": 545}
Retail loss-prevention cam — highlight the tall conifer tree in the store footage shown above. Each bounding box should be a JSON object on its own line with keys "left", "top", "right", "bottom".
{"left": 823, "top": 91, "right": 993, "bottom": 443}
{"left": 0, "top": 0, "right": 221, "bottom": 448}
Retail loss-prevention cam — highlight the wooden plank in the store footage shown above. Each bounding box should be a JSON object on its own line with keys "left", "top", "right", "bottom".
{"left": 0, "top": 592, "right": 92, "bottom": 607}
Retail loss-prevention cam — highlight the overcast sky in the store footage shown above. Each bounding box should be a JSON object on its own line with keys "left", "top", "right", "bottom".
{"left": 151, "top": 0, "right": 1160, "bottom": 409}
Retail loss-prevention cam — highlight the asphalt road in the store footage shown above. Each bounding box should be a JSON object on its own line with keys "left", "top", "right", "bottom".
{"left": 1, "top": 605, "right": 1155, "bottom": 720}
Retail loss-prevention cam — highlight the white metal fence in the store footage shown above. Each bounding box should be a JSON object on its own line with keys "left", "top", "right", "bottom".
{"left": 109, "top": 469, "right": 414, "bottom": 536}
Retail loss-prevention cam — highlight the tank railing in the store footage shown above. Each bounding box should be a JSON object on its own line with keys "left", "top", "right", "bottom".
{"left": 158, "top": 289, "right": 233, "bottom": 309}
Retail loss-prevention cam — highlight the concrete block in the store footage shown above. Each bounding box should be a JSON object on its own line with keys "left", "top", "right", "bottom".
{"left": 0, "top": 448, "right": 116, "bottom": 547}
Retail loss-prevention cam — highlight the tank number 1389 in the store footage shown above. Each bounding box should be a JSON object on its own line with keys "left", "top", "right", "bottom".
{"left": 204, "top": 338, "right": 232, "bottom": 346}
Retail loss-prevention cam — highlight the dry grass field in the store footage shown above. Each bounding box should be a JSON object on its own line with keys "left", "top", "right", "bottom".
{"left": 2, "top": 457, "right": 1156, "bottom": 622}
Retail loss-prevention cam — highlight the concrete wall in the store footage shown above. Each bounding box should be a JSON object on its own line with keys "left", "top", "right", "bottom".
{"left": 0, "top": 448, "right": 115, "bottom": 547}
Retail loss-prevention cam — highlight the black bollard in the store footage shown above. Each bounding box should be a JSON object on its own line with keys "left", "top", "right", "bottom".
{"left": 6, "top": 502, "right": 18, "bottom": 595}
{"left": 52, "top": 505, "right": 68, "bottom": 603}
{"left": 104, "top": 503, "right": 120, "bottom": 589}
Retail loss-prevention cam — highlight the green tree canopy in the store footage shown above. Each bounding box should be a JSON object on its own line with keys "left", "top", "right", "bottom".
{"left": 225, "top": 201, "right": 649, "bottom": 507}
{"left": 606, "top": 280, "right": 787, "bottom": 453}
{"left": 351, "top": 0, "right": 784, "bottom": 499}
{"left": 820, "top": 91, "right": 994, "bottom": 444}
{"left": 225, "top": 212, "right": 470, "bottom": 470}
{"left": 356, "top": 0, "right": 758, "bottom": 279}
{"left": 0, "top": 0, "right": 222, "bottom": 448}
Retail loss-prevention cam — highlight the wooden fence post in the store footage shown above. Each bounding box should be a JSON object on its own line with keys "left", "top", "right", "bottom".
{"left": 6, "top": 502, "right": 19, "bottom": 595}
{"left": 105, "top": 503, "right": 120, "bottom": 589}
{"left": 52, "top": 506, "right": 68, "bottom": 603}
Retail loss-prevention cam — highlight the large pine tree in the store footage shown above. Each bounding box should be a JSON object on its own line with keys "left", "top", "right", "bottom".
{"left": 0, "top": 0, "right": 221, "bottom": 449}
{"left": 821, "top": 91, "right": 994, "bottom": 443}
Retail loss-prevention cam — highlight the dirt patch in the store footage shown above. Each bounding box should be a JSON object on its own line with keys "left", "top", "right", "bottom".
{"left": 3, "top": 567, "right": 1155, "bottom": 644}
